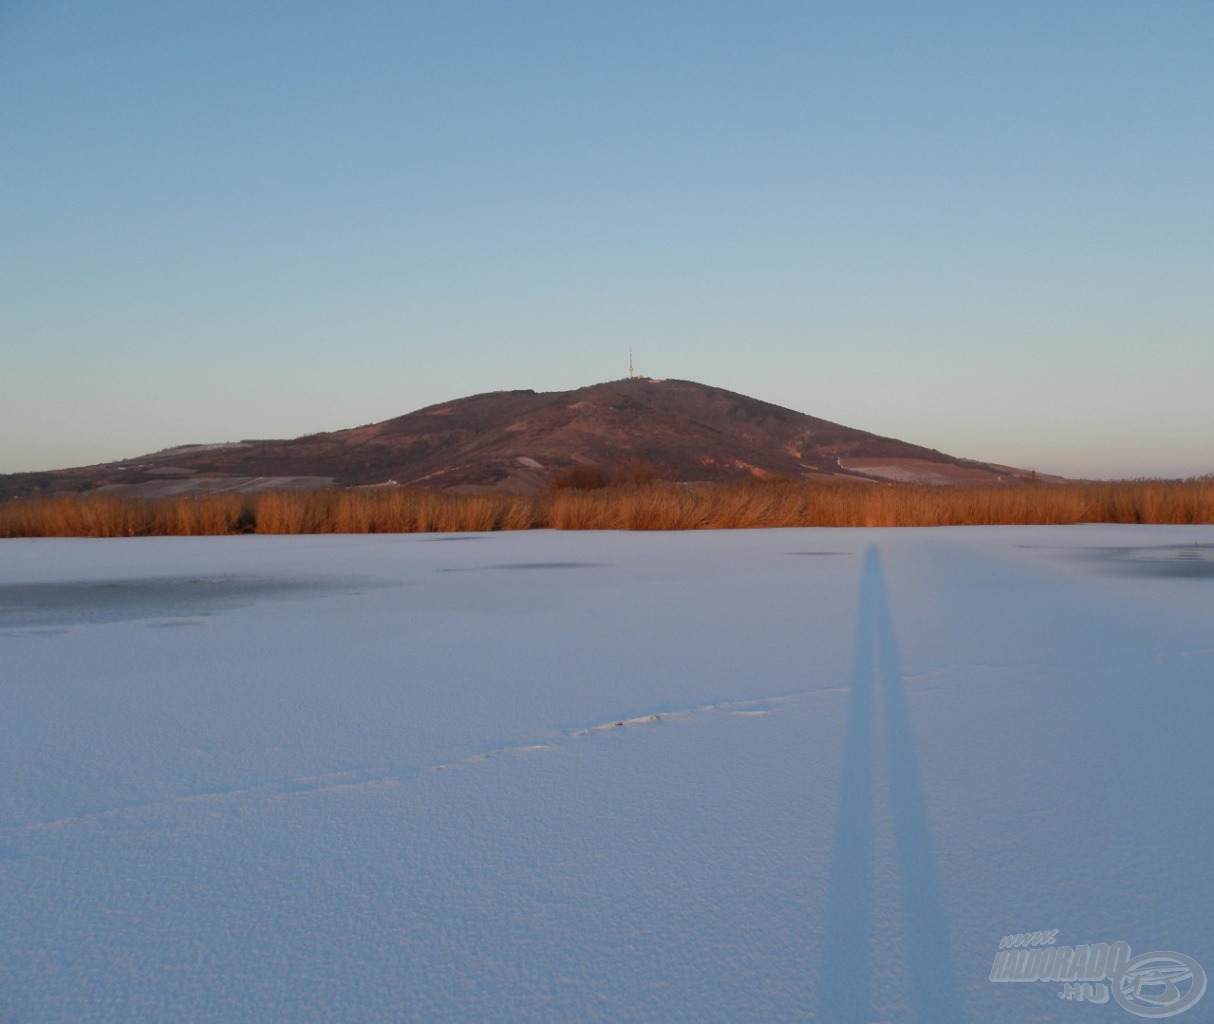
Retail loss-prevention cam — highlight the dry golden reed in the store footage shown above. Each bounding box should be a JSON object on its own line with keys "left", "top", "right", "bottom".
{"left": 2, "top": 479, "right": 1212, "bottom": 539}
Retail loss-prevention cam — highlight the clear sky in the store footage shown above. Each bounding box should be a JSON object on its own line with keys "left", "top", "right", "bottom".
{"left": 2, "top": 1, "right": 1211, "bottom": 479}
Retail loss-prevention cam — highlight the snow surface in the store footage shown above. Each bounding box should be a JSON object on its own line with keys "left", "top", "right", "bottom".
{"left": 1, "top": 527, "right": 1212, "bottom": 1023}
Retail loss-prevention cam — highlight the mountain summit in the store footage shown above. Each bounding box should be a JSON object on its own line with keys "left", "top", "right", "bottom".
{"left": 2, "top": 379, "right": 1036, "bottom": 499}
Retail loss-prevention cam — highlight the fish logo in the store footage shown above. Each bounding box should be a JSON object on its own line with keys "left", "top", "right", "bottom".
{"left": 1112, "top": 952, "right": 1206, "bottom": 1018}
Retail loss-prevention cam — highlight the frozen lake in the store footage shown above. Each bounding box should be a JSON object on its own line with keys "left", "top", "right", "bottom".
{"left": 2, "top": 526, "right": 1212, "bottom": 1022}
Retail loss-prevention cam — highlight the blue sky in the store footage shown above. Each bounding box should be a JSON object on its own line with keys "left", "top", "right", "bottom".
{"left": 2, "top": 1, "right": 1211, "bottom": 478}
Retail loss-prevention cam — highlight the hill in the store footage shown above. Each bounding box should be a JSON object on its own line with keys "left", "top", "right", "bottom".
{"left": 0, "top": 378, "right": 1039, "bottom": 499}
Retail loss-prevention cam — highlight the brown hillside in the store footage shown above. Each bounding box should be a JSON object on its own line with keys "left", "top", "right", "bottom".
{"left": 0, "top": 379, "right": 1039, "bottom": 499}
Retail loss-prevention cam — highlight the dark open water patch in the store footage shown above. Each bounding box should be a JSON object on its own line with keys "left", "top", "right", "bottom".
{"left": 1081, "top": 544, "right": 1214, "bottom": 579}
{"left": 0, "top": 576, "right": 391, "bottom": 628}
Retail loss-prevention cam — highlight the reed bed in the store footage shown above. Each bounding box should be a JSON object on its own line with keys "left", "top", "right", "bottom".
{"left": 2, "top": 479, "right": 1213, "bottom": 538}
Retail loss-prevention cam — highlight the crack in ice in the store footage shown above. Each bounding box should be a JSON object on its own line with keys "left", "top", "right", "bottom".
{"left": 4, "top": 686, "right": 832, "bottom": 833}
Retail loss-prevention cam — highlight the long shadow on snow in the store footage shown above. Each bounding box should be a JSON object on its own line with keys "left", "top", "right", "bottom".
{"left": 818, "top": 546, "right": 962, "bottom": 1024}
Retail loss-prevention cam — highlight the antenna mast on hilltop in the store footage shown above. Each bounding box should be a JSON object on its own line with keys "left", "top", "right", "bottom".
{"left": 628, "top": 349, "right": 635, "bottom": 379}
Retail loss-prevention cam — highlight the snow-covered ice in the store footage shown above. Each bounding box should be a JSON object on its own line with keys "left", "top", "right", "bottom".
{"left": 1, "top": 526, "right": 1212, "bottom": 1022}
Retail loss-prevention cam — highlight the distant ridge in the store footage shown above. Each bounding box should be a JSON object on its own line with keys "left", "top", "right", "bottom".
{"left": 0, "top": 379, "right": 1045, "bottom": 499}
